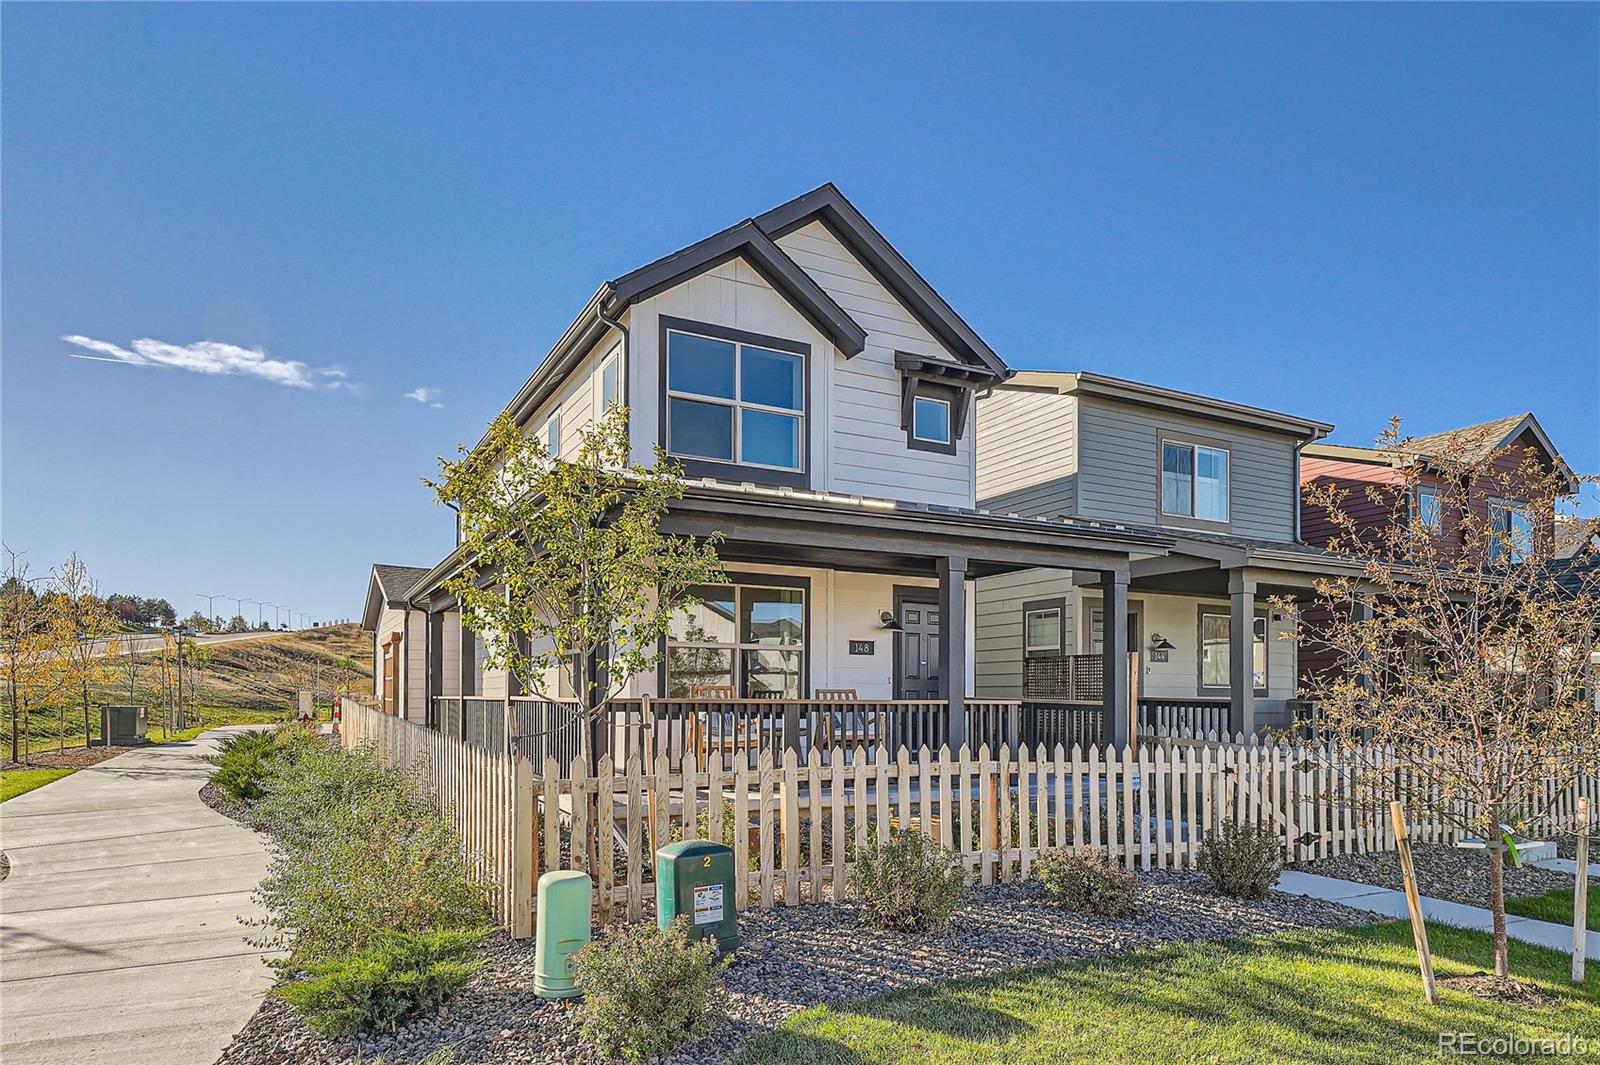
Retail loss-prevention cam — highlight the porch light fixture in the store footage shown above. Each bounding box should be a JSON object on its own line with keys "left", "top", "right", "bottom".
{"left": 878, "top": 610, "right": 902, "bottom": 631}
{"left": 1149, "top": 633, "right": 1176, "bottom": 651}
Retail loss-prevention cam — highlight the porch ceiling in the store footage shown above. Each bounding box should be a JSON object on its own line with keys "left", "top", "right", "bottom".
{"left": 663, "top": 482, "right": 1172, "bottom": 578}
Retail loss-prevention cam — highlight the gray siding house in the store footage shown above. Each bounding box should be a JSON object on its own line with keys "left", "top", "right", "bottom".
{"left": 361, "top": 187, "right": 1169, "bottom": 759}
{"left": 975, "top": 372, "right": 1360, "bottom": 736}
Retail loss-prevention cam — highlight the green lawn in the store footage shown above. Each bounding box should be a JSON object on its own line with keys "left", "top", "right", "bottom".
{"left": 736, "top": 922, "right": 1598, "bottom": 1064}
{"left": 1507, "top": 885, "right": 1597, "bottom": 928}
{"left": 0, "top": 768, "right": 76, "bottom": 803}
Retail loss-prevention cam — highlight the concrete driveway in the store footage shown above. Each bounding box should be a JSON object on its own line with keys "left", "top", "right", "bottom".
{"left": 0, "top": 729, "right": 276, "bottom": 1065}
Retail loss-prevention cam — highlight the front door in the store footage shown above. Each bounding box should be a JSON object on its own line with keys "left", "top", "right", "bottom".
{"left": 896, "top": 600, "right": 941, "bottom": 699}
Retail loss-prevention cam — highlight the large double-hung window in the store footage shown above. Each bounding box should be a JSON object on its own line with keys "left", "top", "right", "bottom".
{"left": 666, "top": 326, "right": 805, "bottom": 473}
{"left": 1162, "top": 440, "right": 1230, "bottom": 523}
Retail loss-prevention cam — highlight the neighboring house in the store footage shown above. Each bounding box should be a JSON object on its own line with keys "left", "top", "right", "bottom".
{"left": 360, "top": 564, "right": 434, "bottom": 717}
{"left": 973, "top": 371, "right": 1362, "bottom": 737}
{"left": 360, "top": 185, "right": 1169, "bottom": 752}
{"left": 1297, "top": 412, "right": 1581, "bottom": 684}
{"left": 1299, "top": 412, "right": 1578, "bottom": 561}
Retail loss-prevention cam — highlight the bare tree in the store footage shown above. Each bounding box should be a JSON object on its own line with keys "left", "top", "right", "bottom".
{"left": 1291, "top": 419, "right": 1600, "bottom": 983}
{"left": 55, "top": 554, "right": 118, "bottom": 749}
{"left": 1, "top": 546, "right": 68, "bottom": 763}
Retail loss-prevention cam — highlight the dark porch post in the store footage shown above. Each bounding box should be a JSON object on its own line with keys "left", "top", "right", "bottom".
{"left": 1099, "top": 568, "right": 1130, "bottom": 750}
{"left": 427, "top": 609, "right": 444, "bottom": 730}
{"left": 939, "top": 555, "right": 968, "bottom": 753}
{"left": 460, "top": 623, "right": 476, "bottom": 697}
{"left": 1228, "top": 569, "right": 1256, "bottom": 737}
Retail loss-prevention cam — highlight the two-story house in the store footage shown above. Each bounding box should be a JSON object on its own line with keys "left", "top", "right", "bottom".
{"left": 361, "top": 185, "right": 1169, "bottom": 758}
{"left": 972, "top": 371, "right": 1365, "bottom": 737}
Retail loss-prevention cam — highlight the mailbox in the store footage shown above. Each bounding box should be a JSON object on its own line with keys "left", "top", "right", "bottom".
{"left": 533, "top": 870, "right": 591, "bottom": 998}
{"left": 655, "top": 839, "right": 738, "bottom": 953}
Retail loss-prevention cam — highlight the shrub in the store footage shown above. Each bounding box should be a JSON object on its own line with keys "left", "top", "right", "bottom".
{"left": 207, "top": 725, "right": 323, "bottom": 802}
{"left": 250, "top": 741, "right": 491, "bottom": 966}
{"left": 1198, "top": 819, "right": 1283, "bottom": 899}
{"left": 571, "top": 918, "right": 727, "bottom": 1063}
{"left": 1035, "top": 848, "right": 1141, "bottom": 917}
{"left": 272, "top": 927, "right": 487, "bottom": 1036}
{"left": 848, "top": 826, "right": 965, "bottom": 933}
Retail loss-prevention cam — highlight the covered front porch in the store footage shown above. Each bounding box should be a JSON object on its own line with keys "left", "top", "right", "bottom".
{"left": 978, "top": 531, "right": 1363, "bottom": 738}
{"left": 409, "top": 480, "right": 1170, "bottom": 767}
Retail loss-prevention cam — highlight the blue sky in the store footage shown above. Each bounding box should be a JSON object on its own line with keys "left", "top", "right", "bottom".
{"left": 4, "top": 3, "right": 1596, "bottom": 623}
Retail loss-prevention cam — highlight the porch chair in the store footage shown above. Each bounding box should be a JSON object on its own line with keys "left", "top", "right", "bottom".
{"left": 686, "top": 684, "right": 746, "bottom": 767}
{"left": 812, "top": 688, "right": 880, "bottom": 752}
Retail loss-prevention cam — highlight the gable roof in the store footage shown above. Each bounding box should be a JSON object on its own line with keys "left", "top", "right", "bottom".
{"left": 361, "top": 563, "right": 430, "bottom": 631}
{"left": 498, "top": 183, "right": 1009, "bottom": 434}
{"left": 755, "top": 183, "right": 1009, "bottom": 376}
{"left": 607, "top": 219, "right": 867, "bottom": 356}
{"left": 1006, "top": 370, "right": 1333, "bottom": 441}
{"left": 1305, "top": 412, "right": 1577, "bottom": 491}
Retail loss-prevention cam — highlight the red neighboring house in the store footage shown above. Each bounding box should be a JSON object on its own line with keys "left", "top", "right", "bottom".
{"left": 1296, "top": 412, "right": 1580, "bottom": 684}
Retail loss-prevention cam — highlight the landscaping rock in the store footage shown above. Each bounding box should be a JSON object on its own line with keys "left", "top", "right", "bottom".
{"left": 199, "top": 781, "right": 256, "bottom": 827}
{"left": 215, "top": 869, "right": 1373, "bottom": 1065}
{"left": 1294, "top": 842, "right": 1573, "bottom": 906}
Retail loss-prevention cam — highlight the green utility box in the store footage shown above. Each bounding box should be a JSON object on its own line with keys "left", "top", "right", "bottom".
{"left": 534, "top": 870, "right": 592, "bottom": 998}
{"left": 656, "top": 840, "right": 738, "bottom": 953}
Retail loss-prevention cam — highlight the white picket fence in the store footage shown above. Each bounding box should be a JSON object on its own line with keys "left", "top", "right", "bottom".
{"left": 340, "top": 699, "right": 1599, "bottom": 938}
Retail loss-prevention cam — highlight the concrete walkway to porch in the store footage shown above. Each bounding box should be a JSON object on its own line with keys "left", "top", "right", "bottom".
{"left": 1276, "top": 868, "right": 1599, "bottom": 957}
{"left": 0, "top": 728, "right": 277, "bottom": 1065}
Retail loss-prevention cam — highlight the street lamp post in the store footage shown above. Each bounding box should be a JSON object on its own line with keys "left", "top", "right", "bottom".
{"left": 244, "top": 599, "right": 264, "bottom": 629}
{"left": 198, "top": 594, "right": 223, "bottom": 631}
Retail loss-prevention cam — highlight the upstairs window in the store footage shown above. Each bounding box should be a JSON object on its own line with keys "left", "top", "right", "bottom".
{"left": 666, "top": 328, "right": 804, "bottom": 472}
{"left": 1413, "top": 486, "right": 1444, "bottom": 535}
{"left": 1162, "top": 441, "right": 1229, "bottom": 523}
{"left": 1488, "top": 501, "right": 1534, "bottom": 563}
{"left": 544, "top": 413, "right": 561, "bottom": 458}
{"left": 913, "top": 396, "right": 952, "bottom": 445}
{"left": 600, "top": 350, "right": 621, "bottom": 410}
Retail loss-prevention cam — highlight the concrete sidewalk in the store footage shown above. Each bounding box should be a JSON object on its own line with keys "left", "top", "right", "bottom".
{"left": 1, "top": 729, "right": 276, "bottom": 1065}
{"left": 1278, "top": 869, "right": 1598, "bottom": 956}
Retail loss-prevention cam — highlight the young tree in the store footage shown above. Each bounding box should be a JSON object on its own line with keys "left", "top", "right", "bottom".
{"left": 56, "top": 554, "right": 118, "bottom": 748}
{"left": 1, "top": 546, "right": 68, "bottom": 763}
{"left": 427, "top": 405, "right": 725, "bottom": 779}
{"left": 1292, "top": 420, "right": 1600, "bottom": 983}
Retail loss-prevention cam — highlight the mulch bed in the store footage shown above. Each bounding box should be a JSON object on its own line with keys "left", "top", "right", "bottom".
{"left": 1439, "top": 972, "right": 1560, "bottom": 1006}
{"left": 216, "top": 872, "right": 1375, "bottom": 1065}
{"left": 1, "top": 745, "right": 130, "bottom": 771}
{"left": 1294, "top": 842, "right": 1573, "bottom": 907}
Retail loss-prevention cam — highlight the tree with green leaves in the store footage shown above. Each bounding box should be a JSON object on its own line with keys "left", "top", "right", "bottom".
{"left": 427, "top": 404, "right": 724, "bottom": 780}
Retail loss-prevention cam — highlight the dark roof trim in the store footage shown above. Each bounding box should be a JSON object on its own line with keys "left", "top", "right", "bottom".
{"left": 1009, "top": 370, "right": 1333, "bottom": 441}
{"left": 893, "top": 351, "right": 1004, "bottom": 387}
{"left": 755, "top": 184, "right": 1011, "bottom": 378}
{"left": 609, "top": 220, "right": 867, "bottom": 358}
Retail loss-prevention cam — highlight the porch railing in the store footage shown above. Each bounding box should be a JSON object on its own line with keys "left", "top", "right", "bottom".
{"left": 1137, "top": 697, "right": 1231, "bottom": 737}
{"left": 430, "top": 694, "right": 1111, "bottom": 774}
{"left": 1023, "top": 653, "right": 1103, "bottom": 702}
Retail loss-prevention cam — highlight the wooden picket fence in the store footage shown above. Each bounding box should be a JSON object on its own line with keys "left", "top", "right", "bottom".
{"left": 340, "top": 700, "right": 1600, "bottom": 939}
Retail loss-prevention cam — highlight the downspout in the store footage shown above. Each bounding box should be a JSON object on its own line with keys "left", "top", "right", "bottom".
{"left": 592, "top": 304, "right": 630, "bottom": 752}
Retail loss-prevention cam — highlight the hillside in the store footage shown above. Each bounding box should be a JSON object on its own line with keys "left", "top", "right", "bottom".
{"left": 172, "top": 623, "right": 372, "bottom": 710}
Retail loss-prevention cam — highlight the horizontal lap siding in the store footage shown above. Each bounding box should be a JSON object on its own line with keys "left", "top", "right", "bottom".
{"left": 973, "top": 569, "right": 1077, "bottom": 699}
{"left": 1077, "top": 397, "right": 1298, "bottom": 542}
{"left": 778, "top": 221, "right": 975, "bottom": 509}
{"left": 976, "top": 388, "right": 1077, "bottom": 517}
{"left": 1299, "top": 456, "right": 1402, "bottom": 551}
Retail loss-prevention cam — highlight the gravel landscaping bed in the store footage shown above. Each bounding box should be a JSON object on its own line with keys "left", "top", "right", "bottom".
{"left": 199, "top": 780, "right": 256, "bottom": 826}
{"left": 1295, "top": 842, "right": 1573, "bottom": 906}
{"left": 216, "top": 870, "right": 1373, "bottom": 1065}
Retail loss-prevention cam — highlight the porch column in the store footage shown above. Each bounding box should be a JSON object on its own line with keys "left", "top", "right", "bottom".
{"left": 1099, "top": 568, "right": 1130, "bottom": 750}
{"left": 1228, "top": 569, "right": 1256, "bottom": 737}
{"left": 939, "top": 555, "right": 968, "bottom": 753}
{"left": 460, "top": 623, "right": 476, "bottom": 697}
{"left": 427, "top": 610, "right": 444, "bottom": 730}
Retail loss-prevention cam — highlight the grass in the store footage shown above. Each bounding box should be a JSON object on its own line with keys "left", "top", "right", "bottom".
{"left": 1507, "top": 885, "right": 1598, "bottom": 928}
{"left": 735, "top": 921, "right": 1599, "bottom": 1064}
{"left": 0, "top": 768, "right": 75, "bottom": 803}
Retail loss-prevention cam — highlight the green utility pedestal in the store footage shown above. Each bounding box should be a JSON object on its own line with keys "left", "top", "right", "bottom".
{"left": 534, "top": 870, "right": 591, "bottom": 998}
{"left": 655, "top": 840, "right": 738, "bottom": 953}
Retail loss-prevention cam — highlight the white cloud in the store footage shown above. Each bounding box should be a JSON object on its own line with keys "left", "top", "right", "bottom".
{"left": 63, "top": 335, "right": 350, "bottom": 390}
{"left": 405, "top": 386, "right": 444, "bottom": 409}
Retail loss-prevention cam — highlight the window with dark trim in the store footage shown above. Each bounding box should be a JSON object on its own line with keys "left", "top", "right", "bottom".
{"left": 1412, "top": 485, "right": 1444, "bottom": 535}
{"left": 903, "top": 379, "right": 963, "bottom": 455}
{"left": 1022, "top": 599, "right": 1064, "bottom": 659}
{"left": 666, "top": 579, "right": 807, "bottom": 698}
{"left": 1162, "top": 440, "right": 1229, "bottom": 523}
{"left": 1488, "top": 500, "right": 1534, "bottom": 563}
{"left": 1197, "top": 608, "right": 1267, "bottom": 694}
